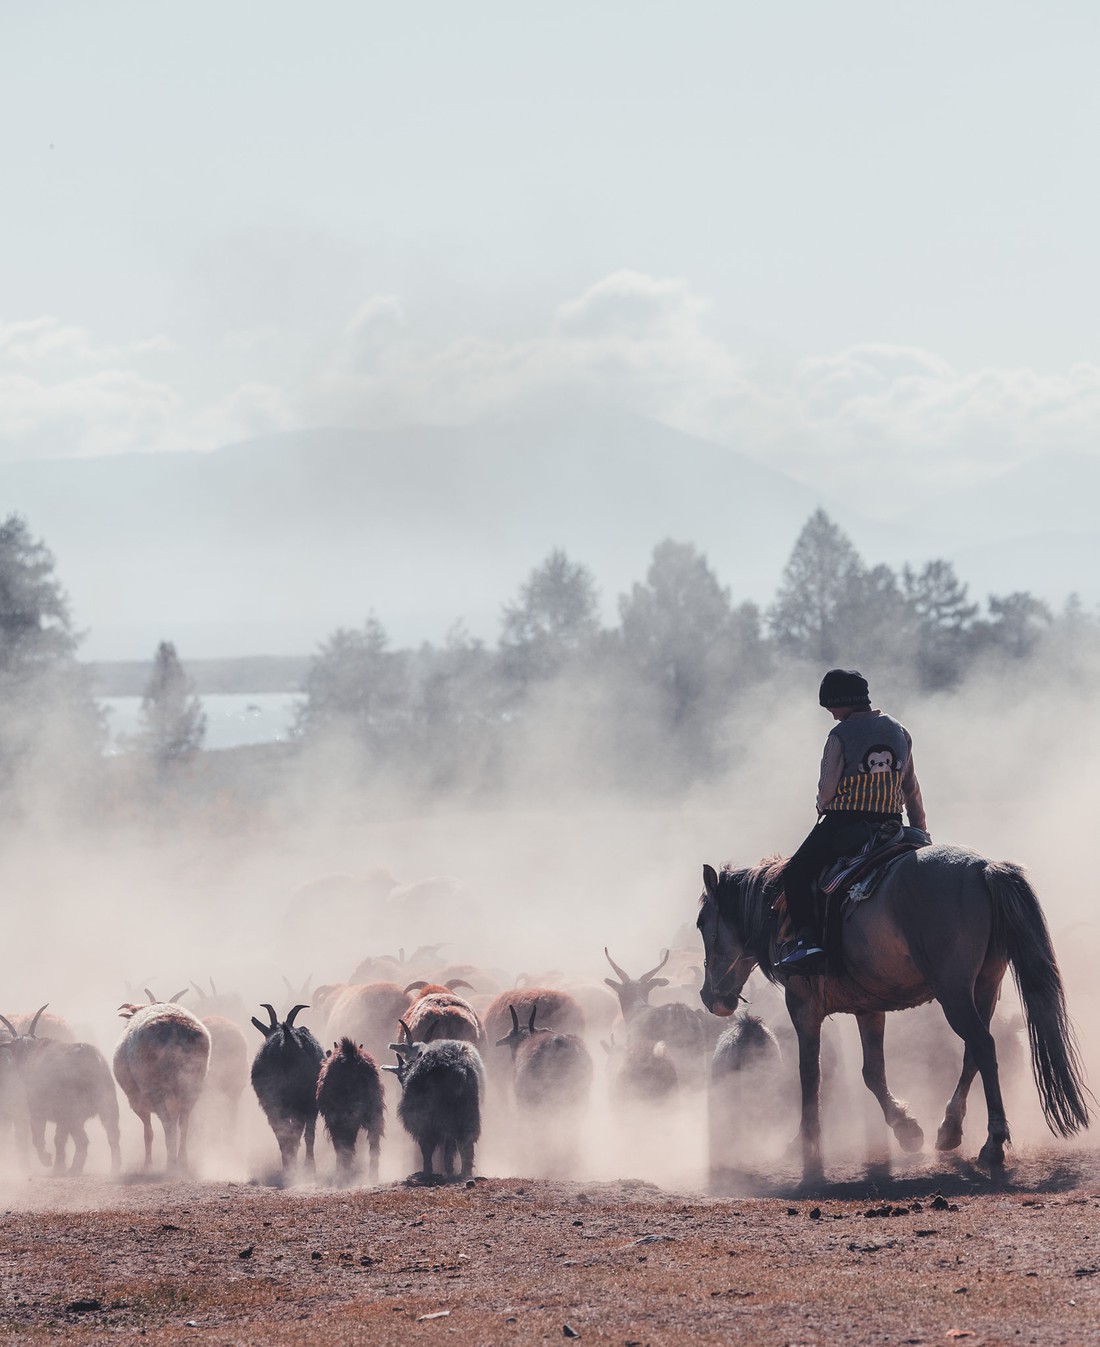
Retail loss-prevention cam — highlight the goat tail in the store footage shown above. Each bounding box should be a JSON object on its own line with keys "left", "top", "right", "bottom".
{"left": 986, "top": 860, "right": 1091, "bottom": 1137}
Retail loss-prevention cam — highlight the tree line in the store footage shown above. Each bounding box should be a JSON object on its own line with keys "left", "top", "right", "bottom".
{"left": 0, "top": 508, "right": 1092, "bottom": 811}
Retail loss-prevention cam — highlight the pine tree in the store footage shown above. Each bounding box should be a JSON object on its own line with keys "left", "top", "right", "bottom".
{"left": 0, "top": 514, "right": 102, "bottom": 788}
{"left": 499, "top": 549, "right": 600, "bottom": 688}
{"left": 767, "top": 510, "right": 866, "bottom": 663}
{"left": 138, "top": 642, "right": 206, "bottom": 766}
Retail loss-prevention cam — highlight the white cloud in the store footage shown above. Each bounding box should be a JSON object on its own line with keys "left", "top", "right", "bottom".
{"left": 4, "top": 281, "right": 1100, "bottom": 510}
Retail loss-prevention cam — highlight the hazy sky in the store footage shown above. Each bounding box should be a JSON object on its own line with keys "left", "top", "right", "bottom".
{"left": 4, "top": 1, "right": 1100, "bottom": 511}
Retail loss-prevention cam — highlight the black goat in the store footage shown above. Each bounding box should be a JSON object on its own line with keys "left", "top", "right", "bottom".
{"left": 316, "top": 1038, "right": 385, "bottom": 1182}
{"left": 250, "top": 1003, "right": 324, "bottom": 1177}
{"left": 0, "top": 1006, "right": 121, "bottom": 1176}
{"left": 496, "top": 1002, "right": 593, "bottom": 1111}
{"left": 383, "top": 1020, "right": 484, "bottom": 1180}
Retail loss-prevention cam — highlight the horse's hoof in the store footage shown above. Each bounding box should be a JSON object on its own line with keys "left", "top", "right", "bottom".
{"left": 977, "top": 1139, "right": 1006, "bottom": 1169}
{"left": 935, "top": 1122, "right": 963, "bottom": 1152}
{"left": 893, "top": 1118, "right": 924, "bottom": 1153}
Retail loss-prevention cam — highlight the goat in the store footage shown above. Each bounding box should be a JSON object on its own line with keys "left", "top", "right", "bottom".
{"left": 0, "top": 1008, "right": 76, "bottom": 1043}
{"left": 483, "top": 988, "right": 585, "bottom": 1046}
{"left": 325, "top": 982, "right": 415, "bottom": 1063}
{"left": 187, "top": 978, "right": 248, "bottom": 1026}
{"left": 602, "top": 1034, "right": 679, "bottom": 1105}
{"left": 0, "top": 1006, "right": 121, "bottom": 1176}
{"left": 402, "top": 985, "right": 483, "bottom": 1046}
{"left": 113, "top": 998, "right": 209, "bottom": 1172}
{"left": 710, "top": 1013, "right": 782, "bottom": 1080}
{"left": 200, "top": 1015, "right": 249, "bottom": 1124}
{"left": 249, "top": 1003, "right": 324, "bottom": 1177}
{"left": 603, "top": 949, "right": 707, "bottom": 1088}
{"left": 382, "top": 1020, "right": 484, "bottom": 1180}
{"left": 496, "top": 1002, "right": 593, "bottom": 1112}
{"left": 316, "top": 1038, "right": 385, "bottom": 1182}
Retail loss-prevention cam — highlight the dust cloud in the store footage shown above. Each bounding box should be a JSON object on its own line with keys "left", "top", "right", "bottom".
{"left": 0, "top": 653, "right": 1096, "bottom": 1199}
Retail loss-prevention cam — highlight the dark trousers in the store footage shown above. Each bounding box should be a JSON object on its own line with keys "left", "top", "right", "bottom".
{"left": 784, "top": 812, "right": 901, "bottom": 932}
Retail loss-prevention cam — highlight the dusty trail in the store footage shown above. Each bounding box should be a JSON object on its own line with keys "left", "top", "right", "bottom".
{"left": 0, "top": 1147, "right": 1097, "bottom": 1345}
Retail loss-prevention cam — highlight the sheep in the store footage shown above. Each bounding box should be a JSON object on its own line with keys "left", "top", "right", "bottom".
{"left": 382, "top": 1020, "right": 485, "bottom": 1181}
{"left": 496, "top": 1002, "right": 593, "bottom": 1112}
{"left": 402, "top": 984, "right": 483, "bottom": 1046}
{"left": 113, "top": 998, "right": 210, "bottom": 1172}
{"left": 249, "top": 1003, "right": 324, "bottom": 1178}
{"left": 0, "top": 1006, "right": 121, "bottom": 1176}
{"left": 316, "top": 1037, "right": 385, "bottom": 1182}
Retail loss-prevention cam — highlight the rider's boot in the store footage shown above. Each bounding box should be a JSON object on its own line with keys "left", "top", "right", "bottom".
{"left": 777, "top": 926, "right": 825, "bottom": 974}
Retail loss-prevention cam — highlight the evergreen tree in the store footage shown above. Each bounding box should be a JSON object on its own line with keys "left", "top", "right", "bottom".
{"left": 0, "top": 514, "right": 102, "bottom": 788}
{"left": 295, "top": 614, "right": 408, "bottom": 754}
{"left": 499, "top": 549, "right": 600, "bottom": 688}
{"left": 138, "top": 642, "right": 206, "bottom": 767}
{"left": 767, "top": 510, "right": 866, "bottom": 663}
{"left": 902, "top": 560, "right": 978, "bottom": 689}
{"left": 986, "top": 591, "right": 1052, "bottom": 659}
{"left": 618, "top": 539, "right": 765, "bottom": 728}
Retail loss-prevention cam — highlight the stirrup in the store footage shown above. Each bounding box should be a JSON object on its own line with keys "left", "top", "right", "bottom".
{"left": 778, "top": 935, "right": 825, "bottom": 974}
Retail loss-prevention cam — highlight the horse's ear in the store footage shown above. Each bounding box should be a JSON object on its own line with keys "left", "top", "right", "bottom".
{"left": 703, "top": 864, "right": 719, "bottom": 896}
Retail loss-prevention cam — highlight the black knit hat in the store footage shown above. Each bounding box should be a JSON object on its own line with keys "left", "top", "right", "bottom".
{"left": 818, "top": 668, "right": 870, "bottom": 708}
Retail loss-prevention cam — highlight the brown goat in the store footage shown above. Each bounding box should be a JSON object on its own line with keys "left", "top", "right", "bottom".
{"left": 402, "top": 990, "right": 482, "bottom": 1046}
{"left": 483, "top": 989, "right": 586, "bottom": 1045}
{"left": 326, "top": 983, "right": 415, "bottom": 1063}
{"left": 316, "top": 1037, "right": 385, "bottom": 1182}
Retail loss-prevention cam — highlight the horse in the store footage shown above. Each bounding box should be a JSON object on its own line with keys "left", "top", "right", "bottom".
{"left": 696, "top": 846, "right": 1090, "bottom": 1183}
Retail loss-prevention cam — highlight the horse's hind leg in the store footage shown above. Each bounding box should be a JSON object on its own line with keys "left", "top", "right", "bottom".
{"left": 856, "top": 1012, "right": 924, "bottom": 1153}
{"left": 935, "top": 983, "right": 1007, "bottom": 1168}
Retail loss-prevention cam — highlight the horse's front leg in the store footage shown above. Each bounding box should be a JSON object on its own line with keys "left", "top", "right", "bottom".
{"left": 855, "top": 1012, "right": 924, "bottom": 1153}
{"left": 787, "top": 994, "right": 825, "bottom": 1184}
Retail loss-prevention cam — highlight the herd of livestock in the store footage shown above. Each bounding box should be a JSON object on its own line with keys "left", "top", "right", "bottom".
{"left": 0, "top": 942, "right": 800, "bottom": 1185}
{"left": 0, "top": 930, "right": 1035, "bottom": 1184}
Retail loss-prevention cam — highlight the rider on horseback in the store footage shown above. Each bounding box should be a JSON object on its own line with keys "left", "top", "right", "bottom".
{"left": 777, "top": 668, "right": 928, "bottom": 974}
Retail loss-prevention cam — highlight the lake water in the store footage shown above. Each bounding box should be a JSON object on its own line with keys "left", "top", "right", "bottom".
{"left": 100, "top": 692, "right": 300, "bottom": 751}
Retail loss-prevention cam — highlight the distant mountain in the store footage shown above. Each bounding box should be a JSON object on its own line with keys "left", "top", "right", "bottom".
{"left": 3, "top": 411, "right": 1092, "bottom": 662}
{"left": 0, "top": 410, "right": 848, "bottom": 660}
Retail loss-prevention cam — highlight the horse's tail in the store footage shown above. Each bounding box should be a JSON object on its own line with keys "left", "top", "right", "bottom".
{"left": 985, "top": 860, "right": 1091, "bottom": 1137}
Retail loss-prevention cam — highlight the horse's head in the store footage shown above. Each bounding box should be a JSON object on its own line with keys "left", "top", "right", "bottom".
{"left": 697, "top": 863, "right": 758, "bottom": 1017}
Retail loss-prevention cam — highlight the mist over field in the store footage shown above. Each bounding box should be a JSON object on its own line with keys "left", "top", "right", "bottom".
{"left": 2, "top": 0, "right": 1100, "bottom": 1209}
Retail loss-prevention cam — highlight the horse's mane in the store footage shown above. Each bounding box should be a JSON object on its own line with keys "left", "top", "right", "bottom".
{"left": 717, "top": 855, "right": 788, "bottom": 985}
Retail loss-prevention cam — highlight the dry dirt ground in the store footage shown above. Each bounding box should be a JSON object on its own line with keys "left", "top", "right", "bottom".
{"left": 0, "top": 1147, "right": 1098, "bottom": 1346}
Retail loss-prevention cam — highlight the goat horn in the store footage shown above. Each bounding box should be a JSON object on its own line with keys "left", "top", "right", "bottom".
{"left": 282, "top": 976, "right": 294, "bottom": 995}
{"left": 603, "top": 947, "right": 630, "bottom": 983}
{"left": 28, "top": 1005, "right": 48, "bottom": 1037}
{"left": 260, "top": 1003, "right": 278, "bottom": 1028}
{"left": 528, "top": 1000, "right": 538, "bottom": 1033}
{"left": 445, "top": 979, "right": 474, "bottom": 992}
{"left": 209, "top": 977, "right": 217, "bottom": 995}
{"left": 403, "top": 981, "right": 429, "bottom": 994}
{"left": 169, "top": 989, "right": 188, "bottom": 1003}
{"left": 286, "top": 1004, "right": 309, "bottom": 1027}
{"left": 640, "top": 949, "right": 671, "bottom": 983}
{"left": 190, "top": 981, "right": 207, "bottom": 999}
{"left": 508, "top": 1005, "right": 519, "bottom": 1033}
{"left": 0, "top": 1014, "right": 17, "bottom": 1038}
{"left": 144, "top": 988, "right": 157, "bottom": 1004}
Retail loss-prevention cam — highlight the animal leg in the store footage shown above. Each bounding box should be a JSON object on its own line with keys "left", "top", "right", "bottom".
{"left": 52, "top": 1123, "right": 69, "bottom": 1173}
{"left": 367, "top": 1129, "right": 380, "bottom": 1184}
{"left": 303, "top": 1114, "right": 317, "bottom": 1175}
{"left": 139, "top": 1112, "right": 154, "bottom": 1168}
{"left": 68, "top": 1122, "right": 89, "bottom": 1177}
{"left": 160, "top": 1109, "right": 180, "bottom": 1172}
{"left": 442, "top": 1139, "right": 457, "bottom": 1177}
{"left": 936, "top": 1046, "right": 978, "bottom": 1151}
{"left": 459, "top": 1139, "right": 475, "bottom": 1180}
{"left": 856, "top": 1012, "right": 924, "bottom": 1153}
{"left": 936, "top": 982, "right": 1007, "bottom": 1165}
{"left": 103, "top": 1116, "right": 122, "bottom": 1175}
{"left": 419, "top": 1140, "right": 434, "bottom": 1177}
{"left": 787, "top": 993, "right": 825, "bottom": 1183}
{"left": 29, "top": 1108, "right": 50, "bottom": 1168}
{"left": 176, "top": 1109, "right": 192, "bottom": 1174}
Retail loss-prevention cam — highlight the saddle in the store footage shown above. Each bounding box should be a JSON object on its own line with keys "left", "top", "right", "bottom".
{"left": 816, "top": 821, "right": 930, "bottom": 973}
